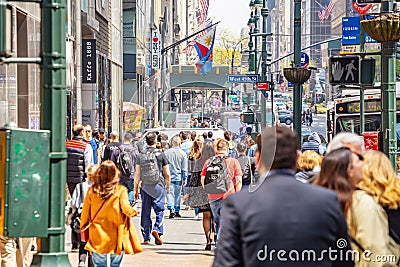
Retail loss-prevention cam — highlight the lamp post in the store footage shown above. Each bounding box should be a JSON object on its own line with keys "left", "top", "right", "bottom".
{"left": 250, "top": 0, "right": 270, "bottom": 130}
{"left": 283, "top": 0, "right": 312, "bottom": 148}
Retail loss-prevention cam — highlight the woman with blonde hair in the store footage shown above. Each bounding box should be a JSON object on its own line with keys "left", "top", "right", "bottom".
{"left": 81, "top": 160, "right": 142, "bottom": 267}
{"left": 295, "top": 150, "right": 322, "bottom": 183}
{"left": 349, "top": 150, "right": 400, "bottom": 265}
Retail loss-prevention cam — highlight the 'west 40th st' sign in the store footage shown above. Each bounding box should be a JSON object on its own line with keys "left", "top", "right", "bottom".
{"left": 227, "top": 75, "right": 259, "bottom": 83}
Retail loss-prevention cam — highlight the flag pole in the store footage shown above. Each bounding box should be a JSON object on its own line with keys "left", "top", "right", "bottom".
{"left": 161, "top": 21, "right": 220, "bottom": 54}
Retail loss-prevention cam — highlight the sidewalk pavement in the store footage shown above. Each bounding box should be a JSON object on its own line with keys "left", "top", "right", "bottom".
{"left": 66, "top": 208, "right": 214, "bottom": 267}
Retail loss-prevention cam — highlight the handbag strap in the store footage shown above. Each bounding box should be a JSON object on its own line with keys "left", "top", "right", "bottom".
{"left": 81, "top": 197, "right": 107, "bottom": 231}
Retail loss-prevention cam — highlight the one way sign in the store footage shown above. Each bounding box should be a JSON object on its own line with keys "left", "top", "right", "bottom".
{"left": 329, "top": 56, "right": 359, "bottom": 85}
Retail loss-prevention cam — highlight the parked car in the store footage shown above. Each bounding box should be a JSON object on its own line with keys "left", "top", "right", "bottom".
{"left": 277, "top": 110, "right": 293, "bottom": 125}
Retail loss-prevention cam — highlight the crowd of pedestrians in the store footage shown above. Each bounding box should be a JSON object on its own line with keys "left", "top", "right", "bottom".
{"left": 61, "top": 123, "right": 400, "bottom": 267}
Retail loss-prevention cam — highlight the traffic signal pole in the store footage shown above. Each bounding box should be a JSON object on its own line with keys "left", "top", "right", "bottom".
{"left": 381, "top": 0, "right": 397, "bottom": 169}
{"left": 360, "top": 16, "right": 365, "bottom": 133}
{"left": 293, "top": 0, "right": 302, "bottom": 147}
{"left": 32, "top": 0, "right": 69, "bottom": 265}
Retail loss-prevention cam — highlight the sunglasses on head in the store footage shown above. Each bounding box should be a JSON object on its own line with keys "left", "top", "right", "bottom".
{"left": 331, "top": 146, "right": 364, "bottom": 161}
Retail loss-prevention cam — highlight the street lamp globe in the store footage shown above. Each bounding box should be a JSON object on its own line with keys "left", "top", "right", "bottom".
{"left": 249, "top": 0, "right": 256, "bottom": 11}
{"left": 254, "top": 0, "right": 263, "bottom": 9}
{"left": 247, "top": 16, "right": 255, "bottom": 28}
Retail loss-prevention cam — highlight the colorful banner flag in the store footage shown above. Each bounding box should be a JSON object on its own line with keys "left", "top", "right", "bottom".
{"left": 194, "top": 26, "right": 216, "bottom": 74}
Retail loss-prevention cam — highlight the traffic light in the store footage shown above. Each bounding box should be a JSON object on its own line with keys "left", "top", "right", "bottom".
{"left": 266, "top": 51, "right": 272, "bottom": 63}
{"left": 249, "top": 54, "right": 255, "bottom": 72}
{"left": 241, "top": 112, "right": 256, "bottom": 124}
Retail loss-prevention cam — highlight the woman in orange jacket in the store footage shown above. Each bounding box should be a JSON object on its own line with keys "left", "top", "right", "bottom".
{"left": 80, "top": 160, "right": 142, "bottom": 267}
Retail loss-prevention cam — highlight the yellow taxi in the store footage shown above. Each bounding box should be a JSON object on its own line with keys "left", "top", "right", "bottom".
{"left": 313, "top": 103, "right": 327, "bottom": 114}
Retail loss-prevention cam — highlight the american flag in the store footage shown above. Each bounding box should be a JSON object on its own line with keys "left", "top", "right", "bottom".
{"left": 324, "top": 0, "right": 335, "bottom": 20}
{"left": 199, "top": 0, "right": 209, "bottom": 23}
{"left": 182, "top": 41, "right": 195, "bottom": 55}
{"left": 318, "top": 10, "right": 325, "bottom": 23}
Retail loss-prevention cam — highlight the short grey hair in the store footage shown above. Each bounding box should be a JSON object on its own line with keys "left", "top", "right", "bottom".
{"left": 326, "top": 132, "right": 364, "bottom": 153}
{"left": 171, "top": 136, "right": 181, "bottom": 146}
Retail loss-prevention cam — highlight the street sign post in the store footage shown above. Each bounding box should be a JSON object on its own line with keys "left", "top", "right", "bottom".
{"left": 329, "top": 56, "right": 360, "bottom": 85}
{"left": 301, "top": 52, "right": 309, "bottom": 68}
{"left": 257, "top": 82, "right": 269, "bottom": 90}
{"left": 227, "top": 74, "right": 259, "bottom": 83}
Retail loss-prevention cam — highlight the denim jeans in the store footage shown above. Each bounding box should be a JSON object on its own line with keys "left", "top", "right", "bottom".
{"left": 167, "top": 181, "right": 182, "bottom": 214}
{"left": 119, "top": 180, "right": 134, "bottom": 205}
{"left": 209, "top": 198, "right": 223, "bottom": 242}
{"left": 92, "top": 251, "right": 124, "bottom": 267}
{"left": 140, "top": 184, "right": 166, "bottom": 241}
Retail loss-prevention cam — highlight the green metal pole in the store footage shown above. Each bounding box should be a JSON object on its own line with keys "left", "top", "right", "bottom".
{"left": 360, "top": 15, "right": 365, "bottom": 134}
{"left": 0, "top": 0, "right": 6, "bottom": 56}
{"left": 293, "top": 0, "right": 302, "bottom": 147}
{"left": 381, "top": 0, "right": 397, "bottom": 169}
{"left": 32, "top": 0, "right": 69, "bottom": 265}
{"left": 260, "top": 1, "right": 268, "bottom": 130}
{"left": 254, "top": 9, "right": 260, "bottom": 132}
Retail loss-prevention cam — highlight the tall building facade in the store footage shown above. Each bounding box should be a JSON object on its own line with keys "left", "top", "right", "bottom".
{"left": 0, "top": 4, "right": 41, "bottom": 129}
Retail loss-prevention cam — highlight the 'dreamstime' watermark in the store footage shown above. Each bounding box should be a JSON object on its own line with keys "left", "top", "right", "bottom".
{"left": 257, "top": 239, "right": 398, "bottom": 263}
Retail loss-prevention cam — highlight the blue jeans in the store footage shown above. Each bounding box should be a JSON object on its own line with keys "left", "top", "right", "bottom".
{"left": 119, "top": 180, "right": 134, "bottom": 205}
{"left": 92, "top": 251, "right": 124, "bottom": 267}
{"left": 209, "top": 198, "right": 223, "bottom": 242}
{"left": 140, "top": 184, "right": 166, "bottom": 241}
{"left": 167, "top": 181, "right": 182, "bottom": 214}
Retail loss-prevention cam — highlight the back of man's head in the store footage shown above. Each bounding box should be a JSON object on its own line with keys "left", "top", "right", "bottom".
{"left": 171, "top": 136, "right": 181, "bottom": 147}
{"left": 207, "top": 131, "right": 213, "bottom": 138}
{"left": 236, "top": 142, "right": 247, "bottom": 154}
{"left": 123, "top": 132, "right": 134, "bottom": 143}
{"left": 72, "top": 124, "right": 84, "bottom": 137}
{"left": 109, "top": 131, "right": 119, "bottom": 141}
{"left": 146, "top": 132, "right": 157, "bottom": 146}
{"left": 260, "top": 126, "right": 298, "bottom": 170}
{"left": 326, "top": 132, "right": 364, "bottom": 154}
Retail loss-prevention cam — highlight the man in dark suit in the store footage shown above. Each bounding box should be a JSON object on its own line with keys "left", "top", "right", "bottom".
{"left": 213, "top": 126, "right": 354, "bottom": 267}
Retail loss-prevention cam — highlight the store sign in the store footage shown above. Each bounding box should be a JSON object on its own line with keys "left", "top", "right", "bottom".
{"left": 82, "top": 39, "right": 96, "bottom": 83}
{"left": 151, "top": 30, "right": 161, "bottom": 70}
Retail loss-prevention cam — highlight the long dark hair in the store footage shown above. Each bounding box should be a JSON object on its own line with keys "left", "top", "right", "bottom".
{"left": 195, "top": 141, "right": 216, "bottom": 170}
{"left": 314, "top": 147, "right": 355, "bottom": 215}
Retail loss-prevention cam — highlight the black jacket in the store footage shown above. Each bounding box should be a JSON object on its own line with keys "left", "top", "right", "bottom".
{"left": 66, "top": 136, "right": 87, "bottom": 184}
{"left": 213, "top": 171, "right": 354, "bottom": 267}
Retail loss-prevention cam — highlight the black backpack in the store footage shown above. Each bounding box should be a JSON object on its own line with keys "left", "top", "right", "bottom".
{"left": 139, "top": 149, "right": 162, "bottom": 185}
{"left": 117, "top": 145, "right": 136, "bottom": 177}
{"left": 204, "top": 156, "right": 230, "bottom": 194}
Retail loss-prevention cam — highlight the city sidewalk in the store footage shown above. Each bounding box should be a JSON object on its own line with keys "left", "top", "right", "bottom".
{"left": 66, "top": 208, "right": 214, "bottom": 267}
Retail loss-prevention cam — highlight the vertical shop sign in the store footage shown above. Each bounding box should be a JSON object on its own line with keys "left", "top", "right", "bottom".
{"left": 82, "top": 39, "right": 97, "bottom": 83}
{"left": 151, "top": 30, "right": 161, "bottom": 70}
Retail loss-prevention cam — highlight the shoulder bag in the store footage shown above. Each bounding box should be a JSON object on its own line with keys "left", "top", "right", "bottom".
{"left": 80, "top": 198, "right": 107, "bottom": 242}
